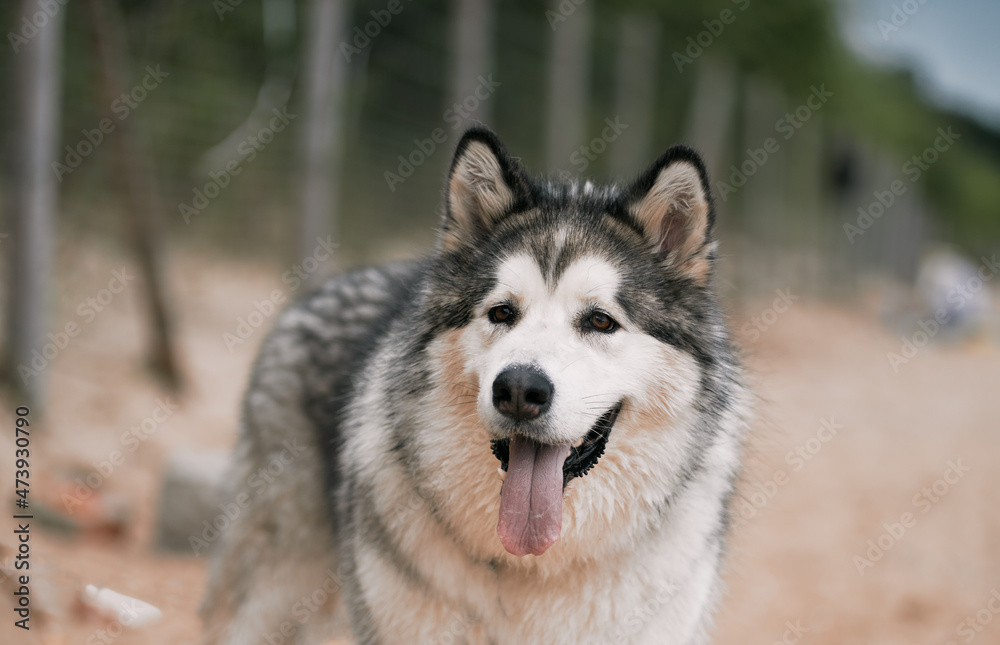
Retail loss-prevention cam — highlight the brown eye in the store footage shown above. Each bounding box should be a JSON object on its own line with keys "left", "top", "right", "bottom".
{"left": 489, "top": 304, "right": 515, "bottom": 324}
{"left": 588, "top": 311, "right": 617, "bottom": 333}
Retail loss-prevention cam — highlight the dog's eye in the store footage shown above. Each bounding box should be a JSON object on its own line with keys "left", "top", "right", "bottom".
{"left": 586, "top": 311, "right": 618, "bottom": 333}
{"left": 489, "top": 304, "right": 516, "bottom": 325}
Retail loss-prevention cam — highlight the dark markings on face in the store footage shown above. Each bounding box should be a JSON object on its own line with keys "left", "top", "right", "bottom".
{"left": 389, "top": 175, "right": 739, "bottom": 449}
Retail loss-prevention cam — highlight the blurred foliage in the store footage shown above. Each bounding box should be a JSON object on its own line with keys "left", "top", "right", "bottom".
{"left": 1, "top": 0, "right": 998, "bottom": 261}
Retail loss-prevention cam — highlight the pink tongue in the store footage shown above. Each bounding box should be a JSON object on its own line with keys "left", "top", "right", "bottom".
{"left": 497, "top": 436, "right": 571, "bottom": 556}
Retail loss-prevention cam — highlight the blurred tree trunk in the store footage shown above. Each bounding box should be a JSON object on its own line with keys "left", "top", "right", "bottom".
{"left": 682, "top": 57, "right": 737, "bottom": 181}
{"left": 86, "top": 0, "right": 182, "bottom": 389}
{"left": 6, "top": 0, "right": 64, "bottom": 411}
{"left": 739, "top": 76, "right": 788, "bottom": 297}
{"left": 545, "top": 0, "right": 591, "bottom": 175}
{"left": 610, "top": 14, "right": 658, "bottom": 177}
{"left": 450, "top": 0, "right": 496, "bottom": 128}
{"left": 300, "top": 0, "right": 349, "bottom": 280}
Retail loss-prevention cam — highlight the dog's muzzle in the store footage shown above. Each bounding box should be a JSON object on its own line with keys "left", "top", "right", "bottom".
{"left": 491, "top": 401, "right": 624, "bottom": 487}
{"left": 491, "top": 400, "right": 624, "bottom": 556}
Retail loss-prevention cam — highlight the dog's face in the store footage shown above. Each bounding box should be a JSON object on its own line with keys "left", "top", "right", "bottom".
{"left": 421, "top": 128, "right": 726, "bottom": 557}
{"left": 472, "top": 251, "right": 634, "bottom": 444}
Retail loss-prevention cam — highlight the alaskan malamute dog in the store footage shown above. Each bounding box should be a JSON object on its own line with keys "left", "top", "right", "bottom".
{"left": 201, "top": 127, "right": 748, "bottom": 645}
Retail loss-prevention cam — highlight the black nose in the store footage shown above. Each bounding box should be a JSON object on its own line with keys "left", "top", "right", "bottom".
{"left": 492, "top": 365, "right": 553, "bottom": 421}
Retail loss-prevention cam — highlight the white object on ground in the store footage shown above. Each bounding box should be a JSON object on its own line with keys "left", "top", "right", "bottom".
{"left": 81, "top": 584, "right": 163, "bottom": 627}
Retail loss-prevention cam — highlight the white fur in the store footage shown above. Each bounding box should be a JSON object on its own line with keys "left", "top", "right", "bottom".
{"left": 474, "top": 254, "right": 626, "bottom": 441}
{"left": 338, "top": 253, "right": 746, "bottom": 644}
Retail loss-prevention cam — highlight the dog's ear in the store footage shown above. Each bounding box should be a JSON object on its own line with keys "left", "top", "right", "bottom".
{"left": 440, "top": 127, "right": 529, "bottom": 251}
{"left": 625, "top": 146, "right": 716, "bottom": 282}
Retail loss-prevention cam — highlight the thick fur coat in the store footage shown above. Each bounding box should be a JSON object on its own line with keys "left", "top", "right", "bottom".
{"left": 201, "top": 127, "right": 749, "bottom": 645}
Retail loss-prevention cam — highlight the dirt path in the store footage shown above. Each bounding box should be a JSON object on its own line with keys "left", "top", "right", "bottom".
{"left": 1, "top": 245, "right": 997, "bottom": 644}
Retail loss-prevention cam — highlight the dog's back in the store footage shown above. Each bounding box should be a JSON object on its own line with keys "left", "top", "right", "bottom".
{"left": 200, "top": 263, "right": 419, "bottom": 644}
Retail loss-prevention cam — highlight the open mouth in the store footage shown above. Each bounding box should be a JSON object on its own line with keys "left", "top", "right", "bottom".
{"left": 490, "top": 401, "right": 624, "bottom": 487}
{"left": 490, "top": 401, "right": 623, "bottom": 556}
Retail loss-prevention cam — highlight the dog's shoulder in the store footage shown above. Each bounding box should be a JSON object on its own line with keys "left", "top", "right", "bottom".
{"left": 257, "top": 261, "right": 423, "bottom": 365}
{"left": 240, "top": 261, "right": 423, "bottom": 443}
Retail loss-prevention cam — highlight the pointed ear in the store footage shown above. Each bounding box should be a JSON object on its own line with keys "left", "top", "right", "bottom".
{"left": 440, "top": 127, "right": 529, "bottom": 251}
{"left": 625, "top": 146, "right": 716, "bottom": 282}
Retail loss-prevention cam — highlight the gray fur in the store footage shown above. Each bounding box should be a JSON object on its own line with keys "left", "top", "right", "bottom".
{"left": 201, "top": 127, "right": 748, "bottom": 645}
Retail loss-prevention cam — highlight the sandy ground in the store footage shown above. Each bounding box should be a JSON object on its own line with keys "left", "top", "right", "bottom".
{"left": 1, "top": 242, "right": 998, "bottom": 644}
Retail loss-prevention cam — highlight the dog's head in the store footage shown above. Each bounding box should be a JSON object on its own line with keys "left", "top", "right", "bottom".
{"left": 422, "top": 127, "right": 730, "bottom": 558}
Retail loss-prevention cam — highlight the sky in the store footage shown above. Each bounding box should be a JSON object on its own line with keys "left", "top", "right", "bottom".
{"left": 837, "top": 0, "right": 1000, "bottom": 130}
